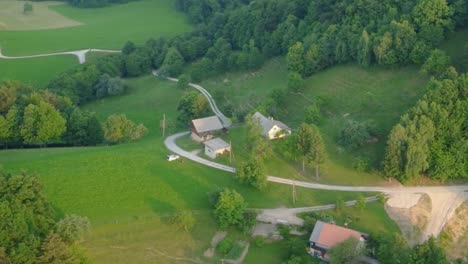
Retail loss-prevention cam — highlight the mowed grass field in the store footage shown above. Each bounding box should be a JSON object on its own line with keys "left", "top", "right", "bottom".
{"left": 0, "top": 75, "right": 396, "bottom": 263}
{"left": 0, "top": 0, "right": 192, "bottom": 55}
{"left": 0, "top": 55, "right": 77, "bottom": 86}
{"left": 0, "top": 1, "right": 81, "bottom": 31}
{"left": 201, "top": 58, "right": 428, "bottom": 185}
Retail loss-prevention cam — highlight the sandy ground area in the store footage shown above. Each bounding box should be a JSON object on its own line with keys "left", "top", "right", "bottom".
{"left": 385, "top": 191, "right": 468, "bottom": 245}
{"left": 385, "top": 194, "right": 431, "bottom": 245}
{"left": 440, "top": 202, "right": 468, "bottom": 261}
{"left": 0, "top": 1, "right": 81, "bottom": 31}
{"left": 386, "top": 193, "right": 422, "bottom": 208}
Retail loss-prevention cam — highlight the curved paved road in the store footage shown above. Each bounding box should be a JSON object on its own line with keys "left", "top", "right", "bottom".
{"left": 166, "top": 132, "right": 468, "bottom": 194}
{"left": 160, "top": 74, "right": 468, "bottom": 240}
{"left": 153, "top": 70, "right": 232, "bottom": 127}
{"left": 0, "top": 48, "right": 120, "bottom": 64}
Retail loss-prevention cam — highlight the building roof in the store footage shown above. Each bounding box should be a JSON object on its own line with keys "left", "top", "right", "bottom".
{"left": 309, "top": 221, "right": 362, "bottom": 249}
{"left": 191, "top": 116, "right": 224, "bottom": 134}
{"left": 252, "top": 112, "right": 290, "bottom": 135}
{"left": 203, "top": 137, "right": 230, "bottom": 151}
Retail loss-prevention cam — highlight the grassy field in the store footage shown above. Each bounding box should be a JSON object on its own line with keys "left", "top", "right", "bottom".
{"left": 201, "top": 58, "right": 428, "bottom": 185}
{"left": 0, "top": 0, "right": 192, "bottom": 55}
{"left": 0, "top": 1, "right": 81, "bottom": 31}
{"left": 0, "top": 74, "right": 397, "bottom": 263}
{"left": 0, "top": 55, "right": 77, "bottom": 87}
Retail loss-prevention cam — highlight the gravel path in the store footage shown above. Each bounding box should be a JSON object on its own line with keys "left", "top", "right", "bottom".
{"left": 0, "top": 48, "right": 120, "bottom": 64}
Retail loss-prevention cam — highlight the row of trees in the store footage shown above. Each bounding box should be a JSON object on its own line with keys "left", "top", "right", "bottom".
{"left": 0, "top": 170, "right": 91, "bottom": 263}
{"left": 0, "top": 82, "right": 102, "bottom": 147}
{"left": 0, "top": 81, "right": 147, "bottom": 148}
{"left": 45, "top": 0, "right": 466, "bottom": 109}
{"left": 384, "top": 64, "right": 467, "bottom": 182}
{"left": 48, "top": 55, "right": 126, "bottom": 105}
{"left": 30, "top": 0, "right": 136, "bottom": 8}
{"left": 236, "top": 117, "right": 271, "bottom": 189}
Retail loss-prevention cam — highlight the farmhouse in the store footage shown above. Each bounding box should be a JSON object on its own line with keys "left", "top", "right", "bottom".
{"left": 252, "top": 112, "right": 291, "bottom": 140}
{"left": 191, "top": 116, "right": 225, "bottom": 142}
{"left": 308, "top": 221, "right": 367, "bottom": 261}
{"left": 203, "top": 138, "right": 231, "bottom": 159}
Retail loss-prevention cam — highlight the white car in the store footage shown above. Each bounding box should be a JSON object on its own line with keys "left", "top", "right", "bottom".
{"left": 166, "top": 154, "right": 180, "bottom": 161}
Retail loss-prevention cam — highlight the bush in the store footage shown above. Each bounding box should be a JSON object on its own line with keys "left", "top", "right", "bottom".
{"left": 226, "top": 242, "right": 244, "bottom": 259}
{"left": 130, "top": 124, "right": 148, "bottom": 140}
{"left": 339, "top": 119, "right": 373, "bottom": 150}
{"left": 335, "top": 198, "right": 345, "bottom": 213}
{"left": 255, "top": 236, "right": 265, "bottom": 248}
{"left": 103, "top": 114, "right": 148, "bottom": 144}
{"left": 172, "top": 211, "right": 195, "bottom": 232}
{"left": 353, "top": 158, "right": 369, "bottom": 172}
{"left": 238, "top": 211, "right": 257, "bottom": 233}
{"left": 217, "top": 238, "right": 233, "bottom": 255}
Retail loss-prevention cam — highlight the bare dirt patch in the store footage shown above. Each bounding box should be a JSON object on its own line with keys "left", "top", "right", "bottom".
{"left": 385, "top": 193, "right": 432, "bottom": 245}
{"left": 203, "top": 231, "right": 227, "bottom": 258}
{"left": 440, "top": 202, "right": 468, "bottom": 261}
{"left": 0, "top": 1, "right": 81, "bottom": 31}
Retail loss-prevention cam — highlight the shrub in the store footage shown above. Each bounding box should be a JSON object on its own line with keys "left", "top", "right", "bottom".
{"left": 172, "top": 211, "right": 195, "bottom": 232}
{"left": 255, "top": 236, "right": 265, "bottom": 248}
{"left": 226, "top": 242, "right": 244, "bottom": 259}
{"left": 130, "top": 124, "right": 148, "bottom": 140}
{"left": 353, "top": 158, "right": 369, "bottom": 172}
{"left": 217, "top": 238, "right": 233, "bottom": 255}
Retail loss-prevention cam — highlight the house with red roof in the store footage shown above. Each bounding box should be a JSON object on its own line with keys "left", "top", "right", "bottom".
{"left": 308, "top": 221, "right": 368, "bottom": 261}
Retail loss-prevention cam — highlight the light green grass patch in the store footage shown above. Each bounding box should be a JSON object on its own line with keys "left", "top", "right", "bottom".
{"left": 202, "top": 58, "right": 428, "bottom": 185}
{"left": 0, "top": 55, "right": 77, "bottom": 86}
{"left": 0, "top": 1, "right": 81, "bottom": 31}
{"left": 0, "top": 0, "right": 192, "bottom": 55}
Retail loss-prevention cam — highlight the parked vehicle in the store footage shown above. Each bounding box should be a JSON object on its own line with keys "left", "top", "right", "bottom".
{"left": 166, "top": 154, "right": 180, "bottom": 161}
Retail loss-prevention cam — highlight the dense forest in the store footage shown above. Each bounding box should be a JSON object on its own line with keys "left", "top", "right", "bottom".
{"left": 31, "top": 0, "right": 137, "bottom": 8}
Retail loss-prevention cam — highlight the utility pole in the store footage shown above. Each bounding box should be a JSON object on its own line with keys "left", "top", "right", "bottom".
{"left": 161, "top": 113, "right": 166, "bottom": 138}
{"left": 292, "top": 179, "right": 296, "bottom": 206}
{"left": 229, "top": 140, "right": 232, "bottom": 164}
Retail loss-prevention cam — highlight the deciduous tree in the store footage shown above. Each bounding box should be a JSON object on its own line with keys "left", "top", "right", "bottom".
{"left": 214, "top": 189, "right": 246, "bottom": 228}
{"left": 20, "top": 101, "right": 66, "bottom": 146}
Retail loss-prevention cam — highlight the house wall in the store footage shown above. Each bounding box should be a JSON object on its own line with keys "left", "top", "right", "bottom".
{"left": 191, "top": 132, "right": 213, "bottom": 142}
{"left": 204, "top": 146, "right": 231, "bottom": 159}
{"left": 267, "top": 126, "right": 291, "bottom": 140}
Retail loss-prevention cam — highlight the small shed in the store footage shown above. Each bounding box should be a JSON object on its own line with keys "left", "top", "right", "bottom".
{"left": 203, "top": 138, "right": 231, "bottom": 159}
{"left": 252, "top": 112, "right": 291, "bottom": 140}
{"left": 191, "top": 116, "right": 224, "bottom": 142}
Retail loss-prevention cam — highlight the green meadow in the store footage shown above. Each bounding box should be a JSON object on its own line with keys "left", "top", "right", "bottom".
{"left": 201, "top": 58, "right": 428, "bottom": 185}
{"left": 0, "top": 55, "right": 77, "bottom": 86}
{"left": 0, "top": 75, "right": 395, "bottom": 263}
{"left": 0, "top": 0, "right": 192, "bottom": 55}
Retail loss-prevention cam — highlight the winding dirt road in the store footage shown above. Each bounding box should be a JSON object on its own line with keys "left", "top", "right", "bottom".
{"left": 0, "top": 48, "right": 120, "bottom": 64}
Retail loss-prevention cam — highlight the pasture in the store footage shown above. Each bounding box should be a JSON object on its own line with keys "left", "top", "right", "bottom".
{"left": 0, "top": 75, "right": 395, "bottom": 263}
{"left": 0, "top": 55, "right": 76, "bottom": 86}
{"left": 201, "top": 58, "right": 428, "bottom": 185}
{"left": 0, "top": 1, "right": 81, "bottom": 31}
{"left": 0, "top": 0, "right": 192, "bottom": 55}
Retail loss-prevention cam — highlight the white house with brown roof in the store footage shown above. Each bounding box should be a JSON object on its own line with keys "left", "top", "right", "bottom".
{"left": 252, "top": 112, "right": 291, "bottom": 140}
{"left": 308, "top": 221, "right": 367, "bottom": 261}
{"left": 203, "top": 137, "right": 231, "bottom": 159}
{"left": 191, "top": 116, "right": 224, "bottom": 142}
